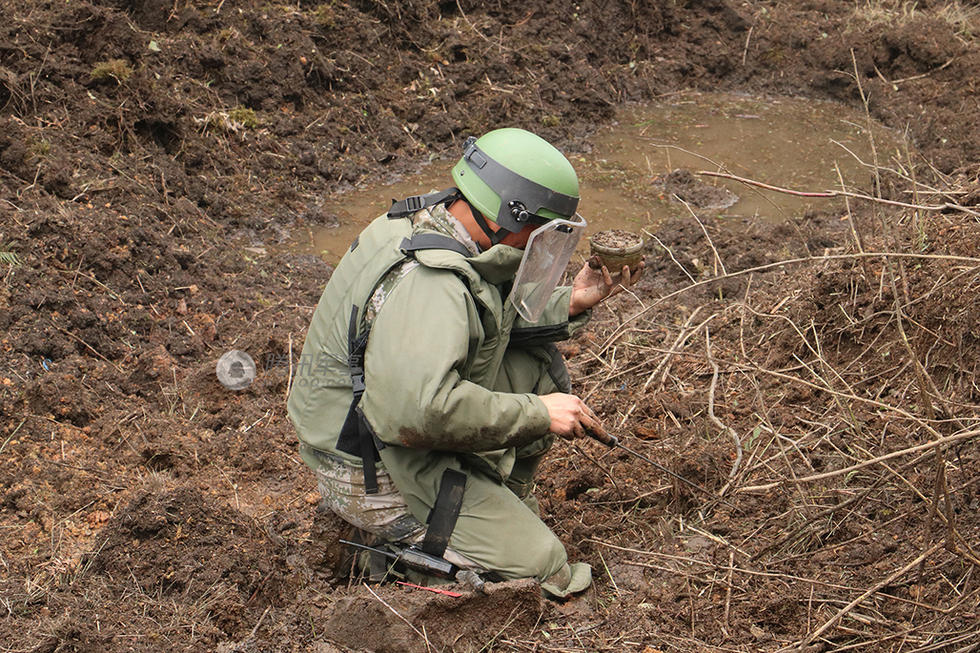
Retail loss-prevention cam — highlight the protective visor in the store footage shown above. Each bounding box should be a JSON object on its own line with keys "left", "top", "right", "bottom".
{"left": 508, "top": 213, "right": 587, "bottom": 322}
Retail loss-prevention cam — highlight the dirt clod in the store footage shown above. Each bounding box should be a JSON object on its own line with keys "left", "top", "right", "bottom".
{"left": 658, "top": 168, "right": 739, "bottom": 210}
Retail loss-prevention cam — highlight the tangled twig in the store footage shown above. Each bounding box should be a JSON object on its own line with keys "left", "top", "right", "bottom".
{"left": 705, "top": 328, "right": 742, "bottom": 496}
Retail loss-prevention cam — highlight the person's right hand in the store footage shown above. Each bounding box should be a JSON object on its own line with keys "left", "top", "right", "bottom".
{"left": 538, "top": 393, "right": 603, "bottom": 440}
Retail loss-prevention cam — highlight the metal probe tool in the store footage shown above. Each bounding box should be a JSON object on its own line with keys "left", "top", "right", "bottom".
{"left": 585, "top": 426, "right": 736, "bottom": 509}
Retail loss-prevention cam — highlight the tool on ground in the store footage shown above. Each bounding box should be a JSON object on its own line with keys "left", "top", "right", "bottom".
{"left": 340, "top": 539, "right": 487, "bottom": 594}
{"left": 396, "top": 581, "right": 463, "bottom": 598}
{"left": 585, "top": 427, "right": 736, "bottom": 509}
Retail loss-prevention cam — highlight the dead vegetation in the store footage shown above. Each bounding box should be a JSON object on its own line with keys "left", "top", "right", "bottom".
{"left": 2, "top": 0, "right": 980, "bottom": 651}
{"left": 851, "top": 1, "right": 980, "bottom": 40}
{"left": 547, "top": 152, "right": 980, "bottom": 650}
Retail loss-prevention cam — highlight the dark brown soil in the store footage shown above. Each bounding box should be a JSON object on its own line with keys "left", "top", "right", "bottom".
{"left": 591, "top": 229, "right": 645, "bottom": 250}
{"left": 3, "top": 1, "right": 980, "bottom": 651}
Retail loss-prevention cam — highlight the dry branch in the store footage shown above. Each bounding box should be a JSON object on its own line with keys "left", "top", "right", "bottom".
{"left": 705, "top": 329, "right": 742, "bottom": 496}
{"left": 597, "top": 251, "right": 980, "bottom": 357}
{"left": 696, "top": 170, "right": 980, "bottom": 217}
{"left": 785, "top": 544, "right": 942, "bottom": 652}
{"left": 738, "top": 427, "right": 980, "bottom": 493}
{"left": 641, "top": 307, "right": 705, "bottom": 392}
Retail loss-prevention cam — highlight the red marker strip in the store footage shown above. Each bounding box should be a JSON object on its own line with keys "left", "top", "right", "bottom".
{"left": 396, "top": 581, "right": 463, "bottom": 598}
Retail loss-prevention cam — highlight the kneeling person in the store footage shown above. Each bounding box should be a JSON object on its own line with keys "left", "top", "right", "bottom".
{"left": 287, "top": 128, "right": 640, "bottom": 597}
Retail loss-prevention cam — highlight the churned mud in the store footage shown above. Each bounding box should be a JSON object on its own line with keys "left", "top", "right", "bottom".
{"left": 2, "top": 1, "right": 980, "bottom": 651}
{"left": 657, "top": 169, "right": 739, "bottom": 211}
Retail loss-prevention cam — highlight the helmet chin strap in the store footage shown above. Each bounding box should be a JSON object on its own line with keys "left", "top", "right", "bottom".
{"left": 465, "top": 199, "right": 511, "bottom": 247}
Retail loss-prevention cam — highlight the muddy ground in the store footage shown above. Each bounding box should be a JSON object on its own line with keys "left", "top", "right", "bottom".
{"left": 2, "top": 0, "right": 980, "bottom": 651}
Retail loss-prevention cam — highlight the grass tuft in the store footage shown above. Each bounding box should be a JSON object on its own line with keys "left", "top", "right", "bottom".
{"left": 197, "top": 107, "right": 260, "bottom": 135}
{"left": 0, "top": 248, "right": 21, "bottom": 266}
{"left": 852, "top": 0, "right": 919, "bottom": 26}
{"left": 227, "top": 107, "right": 259, "bottom": 129}
{"left": 314, "top": 3, "right": 337, "bottom": 28}
{"left": 935, "top": 2, "right": 980, "bottom": 37}
{"left": 851, "top": 0, "right": 979, "bottom": 37}
{"left": 28, "top": 139, "right": 50, "bottom": 158}
{"left": 91, "top": 59, "right": 134, "bottom": 84}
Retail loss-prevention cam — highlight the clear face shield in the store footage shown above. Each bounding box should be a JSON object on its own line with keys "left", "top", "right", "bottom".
{"left": 508, "top": 213, "right": 587, "bottom": 322}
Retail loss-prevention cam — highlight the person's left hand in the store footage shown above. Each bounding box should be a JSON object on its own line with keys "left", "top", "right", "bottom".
{"left": 569, "top": 257, "right": 644, "bottom": 316}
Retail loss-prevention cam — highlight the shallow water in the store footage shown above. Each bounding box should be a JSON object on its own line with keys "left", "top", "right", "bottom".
{"left": 295, "top": 92, "right": 906, "bottom": 263}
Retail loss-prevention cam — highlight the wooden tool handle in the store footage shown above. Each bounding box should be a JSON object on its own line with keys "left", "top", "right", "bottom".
{"left": 586, "top": 427, "right": 618, "bottom": 447}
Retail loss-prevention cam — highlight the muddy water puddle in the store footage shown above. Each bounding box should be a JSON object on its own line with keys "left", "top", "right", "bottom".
{"left": 292, "top": 92, "right": 907, "bottom": 263}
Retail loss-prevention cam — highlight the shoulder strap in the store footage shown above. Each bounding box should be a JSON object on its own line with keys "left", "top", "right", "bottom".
{"left": 387, "top": 187, "right": 461, "bottom": 219}
{"left": 336, "top": 304, "right": 381, "bottom": 493}
{"left": 400, "top": 233, "right": 473, "bottom": 258}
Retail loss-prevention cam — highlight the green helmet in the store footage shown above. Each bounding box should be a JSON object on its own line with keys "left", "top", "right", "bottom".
{"left": 451, "top": 128, "right": 580, "bottom": 234}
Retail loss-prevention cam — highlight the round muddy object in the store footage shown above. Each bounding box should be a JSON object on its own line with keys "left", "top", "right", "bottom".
{"left": 589, "top": 229, "right": 645, "bottom": 271}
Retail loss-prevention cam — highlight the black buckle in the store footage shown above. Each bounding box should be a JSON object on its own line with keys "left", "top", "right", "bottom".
{"left": 404, "top": 195, "right": 424, "bottom": 212}
{"left": 351, "top": 373, "right": 365, "bottom": 395}
{"left": 464, "top": 139, "right": 487, "bottom": 168}
{"left": 348, "top": 349, "right": 365, "bottom": 394}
